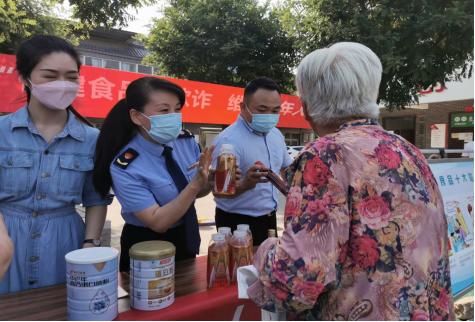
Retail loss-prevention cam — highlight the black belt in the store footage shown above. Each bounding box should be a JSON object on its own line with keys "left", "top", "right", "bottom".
{"left": 216, "top": 207, "right": 276, "bottom": 218}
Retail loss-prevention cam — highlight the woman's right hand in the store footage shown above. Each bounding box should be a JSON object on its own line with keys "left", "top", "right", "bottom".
{"left": 190, "top": 146, "right": 215, "bottom": 192}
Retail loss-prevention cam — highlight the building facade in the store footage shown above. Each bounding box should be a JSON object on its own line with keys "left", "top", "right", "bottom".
{"left": 76, "top": 28, "right": 155, "bottom": 75}
{"left": 74, "top": 28, "right": 314, "bottom": 147}
{"left": 380, "top": 78, "right": 474, "bottom": 152}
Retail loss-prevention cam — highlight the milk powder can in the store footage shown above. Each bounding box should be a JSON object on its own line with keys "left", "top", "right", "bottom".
{"left": 129, "top": 240, "right": 176, "bottom": 311}
{"left": 65, "top": 247, "right": 119, "bottom": 321}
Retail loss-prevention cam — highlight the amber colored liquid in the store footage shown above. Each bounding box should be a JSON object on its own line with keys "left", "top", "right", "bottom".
{"left": 214, "top": 154, "right": 236, "bottom": 196}
{"left": 207, "top": 243, "right": 230, "bottom": 288}
{"left": 247, "top": 235, "right": 254, "bottom": 261}
{"left": 230, "top": 242, "right": 251, "bottom": 282}
{"left": 224, "top": 235, "right": 232, "bottom": 278}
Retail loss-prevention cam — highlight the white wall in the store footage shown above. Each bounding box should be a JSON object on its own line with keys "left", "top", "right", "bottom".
{"left": 418, "top": 77, "right": 474, "bottom": 104}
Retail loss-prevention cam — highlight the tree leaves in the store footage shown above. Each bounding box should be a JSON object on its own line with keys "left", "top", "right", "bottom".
{"left": 0, "top": 0, "right": 157, "bottom": 54}
{"left": 278, "top": 0, "right": 474, "bottom": 108}
{"left": 67, "top": 0, "right": 157, "bottom": 28}
{"left": 144, "top": 0, "right": 297, "bottom": 93}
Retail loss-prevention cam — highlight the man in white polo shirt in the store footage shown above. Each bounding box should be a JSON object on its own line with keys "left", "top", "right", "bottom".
{"left": 212, "top": 77, "right": 292, "bottom": 245}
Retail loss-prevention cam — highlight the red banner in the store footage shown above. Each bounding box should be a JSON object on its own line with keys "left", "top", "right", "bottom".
{"left": 0, "top": 54, "right": 309, "bottom": 129}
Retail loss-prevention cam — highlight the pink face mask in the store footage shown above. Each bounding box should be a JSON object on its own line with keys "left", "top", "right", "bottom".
{"left": 29, "top": 80, "right": 79, "bottom": 110}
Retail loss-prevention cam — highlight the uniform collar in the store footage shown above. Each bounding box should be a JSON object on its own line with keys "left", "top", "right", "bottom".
{"left": 134, "top": 132, "right": 167, "bottom": 157}
{"left": 237, "top": 115, "right": 266, "bottom": 137}
{"left": 10, "top": 106, "right": 86, "bottom": 142}
{"left": 336, "top": 118, "right": 380, "bottom": 132}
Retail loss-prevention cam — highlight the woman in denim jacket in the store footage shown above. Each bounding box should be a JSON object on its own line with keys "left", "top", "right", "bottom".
{"left": 0, "top": 35, "right": 112, "bottom": 294}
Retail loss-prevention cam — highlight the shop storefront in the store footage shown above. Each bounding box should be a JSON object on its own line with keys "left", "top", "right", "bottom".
{"left": 380, "top": 78, "right": 474, "bottom": 151}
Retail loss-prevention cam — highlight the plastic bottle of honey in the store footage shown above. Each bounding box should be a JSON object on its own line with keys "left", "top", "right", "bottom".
{"left": 207, "top": 233, "right": 230, "bottom": 288}
{"left": 214, "top": 144, "right": 236, "bottom": 197}
{"left": 268, "top": 229, "right": 277, "bottom": 238}
{"left": 236, "top": 224, "right": 253, "bottom": 260}
{"left": 230, "top": 230, "right": 252, "bottom": 282}
{"left": 217, "top": 227, "right": 233, "bottom": 278}
{"left": 218, "top": 227, "right": 232, "bottom": 243}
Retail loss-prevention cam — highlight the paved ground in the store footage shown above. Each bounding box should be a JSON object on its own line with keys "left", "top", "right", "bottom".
{"left": 107, "top": 192, "right": 286, "bottom": 255}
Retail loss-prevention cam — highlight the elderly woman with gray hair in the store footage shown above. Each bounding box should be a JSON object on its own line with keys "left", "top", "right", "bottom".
{"left": 248, "top": 42, "right": 454, "bottom": 320}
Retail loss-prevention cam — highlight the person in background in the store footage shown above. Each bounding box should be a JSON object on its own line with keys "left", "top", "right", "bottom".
{"left": 0, "top": 35, "right": 112, "bottom": 294}
{"left": 248, "top": 42, "right": 454, "bottom": 320}
{"left": 93, "top": 77, "right": 213, "bottom": 272}
{"left": 0, "top": 214, "right": 13, "bottom": 280}
{"left": 212, "top": 77, "right": 292, "bottom": 246}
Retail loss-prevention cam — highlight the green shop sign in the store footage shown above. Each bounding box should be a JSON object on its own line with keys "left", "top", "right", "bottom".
{"left": 451, "top": 113, "right": 474, "bottom": 128}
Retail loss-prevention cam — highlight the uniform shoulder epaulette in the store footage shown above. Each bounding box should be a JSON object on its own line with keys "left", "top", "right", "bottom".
{"left": 178, "top": 129, "right": 194, "bottom": 139}
{"left": 114, "top": 148, "right": 139, "bottom": 169}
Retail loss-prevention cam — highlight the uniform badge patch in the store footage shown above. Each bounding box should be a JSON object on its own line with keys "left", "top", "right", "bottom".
{"left": 114, "top": 148, "right": 139, "bottom": 169}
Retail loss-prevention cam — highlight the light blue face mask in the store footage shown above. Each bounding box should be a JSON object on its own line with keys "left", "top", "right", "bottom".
{"left": 141, "top": 112, "right": 182, "bottom": 144}
{"left": 246, "top": 106, "right": 280, "bottom": 133}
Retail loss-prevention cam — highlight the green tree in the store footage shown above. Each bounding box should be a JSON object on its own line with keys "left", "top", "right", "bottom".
{"left": 68, "top": 0, "right": 156, "bottom": 28}
{"left": 0, "top": 0, "right": 81, "bottom": 53}
{"left": 0, "top": 0, "right": 154, "bottom": 54}
{"left": 144, "top": 0, "right": 296, "bottom": 92}
{"left": 278, "top": 0, "right": 474, "bottom": 108}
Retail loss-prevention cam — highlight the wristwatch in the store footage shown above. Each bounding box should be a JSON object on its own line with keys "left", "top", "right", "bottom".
{"left": 83, "top": 239, "right": 101, "bottom": 247}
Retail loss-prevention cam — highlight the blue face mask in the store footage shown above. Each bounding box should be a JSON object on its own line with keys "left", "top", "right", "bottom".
{"left": 141, "top": 112, "right": 182, "bottom": 144}
{"left": 246, "top": 106, "right": 280, "bottom": 133}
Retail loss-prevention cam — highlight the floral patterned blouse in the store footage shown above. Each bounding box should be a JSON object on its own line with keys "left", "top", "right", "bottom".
{"left": 248, "top": 119, "right": 454, "bottom": 320}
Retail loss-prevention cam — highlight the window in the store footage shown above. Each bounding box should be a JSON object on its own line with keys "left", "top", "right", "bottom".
{"left": 302, "top": 132, "right": 315, "bottom": 145}
{"left": 103, "top": 59, "right": 120, "bottom": 70}
{"left": 382, "top": 116, "right": 416, "bottom": 144}
{"left": 285, "top": 133, "right": 300, "bottom": 146}
{"left": 85, "top": 56, "right": 103, "bottom": 67}
{"left": 83, "top": 56, "right": 156, "bottom": 74}
{"left": 138, "top": 65, "right": 153, "bottom": 74}
{"left": 121, "top": 62, "right": 137, "bottom": 73}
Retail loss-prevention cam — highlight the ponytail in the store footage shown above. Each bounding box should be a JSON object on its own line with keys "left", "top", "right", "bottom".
{"left": 92, "top": 99, "right": 136, "bottom": 197}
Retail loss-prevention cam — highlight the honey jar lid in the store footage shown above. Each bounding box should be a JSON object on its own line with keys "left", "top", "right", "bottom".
{"left": 129, "top": 241, "right": 176, "bottom": 260}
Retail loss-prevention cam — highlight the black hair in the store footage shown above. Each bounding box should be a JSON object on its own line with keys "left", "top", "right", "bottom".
{"left": 243, "top": 77, "right": 280, "bottom": 103}
{"left": 15, "top": 35, "right": 92, "bottom": 126}
{"left": 93, "top": 77, "right": 186, "bottom": 197}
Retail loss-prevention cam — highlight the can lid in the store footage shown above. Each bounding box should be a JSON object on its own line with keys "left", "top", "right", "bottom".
{"left": 65, "top": 247, "right": 119, "bottom": 264}
{"left": 236, "top": 224, "right": 250, "bottom": 232}
{"left": 129, "top": 241, "right": 176, "bottom": 260}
